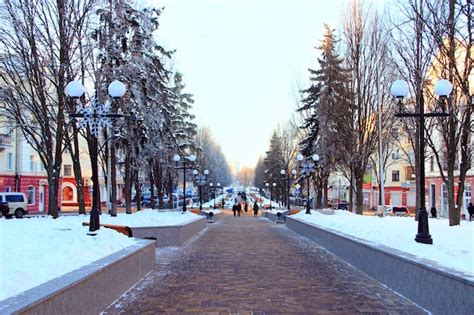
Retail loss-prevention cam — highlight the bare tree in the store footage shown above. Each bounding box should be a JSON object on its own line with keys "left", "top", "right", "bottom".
{"left": 420, "top": 0, "right": 472, "bottom": 225}
{"left": 341, "top": 1, "right": 388, "bottom": 214}
{"left": 0, "top": 0, "right": 95, "bottom": 217}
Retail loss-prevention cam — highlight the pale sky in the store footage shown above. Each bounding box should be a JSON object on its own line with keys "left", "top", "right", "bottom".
{"left": 154, "top": 0, "right": 351, "bottom": 170}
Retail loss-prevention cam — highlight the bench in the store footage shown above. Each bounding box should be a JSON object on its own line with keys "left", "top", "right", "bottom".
{"left": 289, "top": 209, "right": 301, "bottom": 215}
{"left": 82, "top": 222, "right": 133, "bottom": 237}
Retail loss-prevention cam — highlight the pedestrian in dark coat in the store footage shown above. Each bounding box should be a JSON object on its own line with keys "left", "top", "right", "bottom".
{"left": 237, "top": 203, "right": 242, "bottom": 216}
{"left": 430, "top": 206, "right": 437, "bottom": 218}
{"left": 244, "top": 202, "right": 248, "bottom": 213}
{"left": 253, "top": 201, "right": 259, "bottom": 217}
{"left": 232, "top": 204, "right": 237, "bottom": 217}
{"left": 468, "top": 202, "right": 474, "bottom": 222}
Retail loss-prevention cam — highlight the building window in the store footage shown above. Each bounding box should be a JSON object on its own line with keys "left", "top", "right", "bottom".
{"left": 5, "top": 186, "right": 11, "bottom": 192}
{"left": 27, "top": 186, "right": 35, "bottom": 205}
{"left": 392, "top": 170, "right": 400, "bottom": 182}
{"left": 62, "top": 186, "right": 74, "bottom": 201}
{"left": 64, "top": 164, "right": 72, "bottom": 177}
{"left": 29, "top": 155, "right": 35, "bottom": 172}
{"left": 430, "top": 156, "right": 434, "bottom": 172}
{"left": 39, "top": 161, "right": 44, "bottom": 172}
{"left": 7, "top": 152, "right": 13, "bottom": 170}
{"left": 392, "top": 149, "right": 400, "bottom": 160}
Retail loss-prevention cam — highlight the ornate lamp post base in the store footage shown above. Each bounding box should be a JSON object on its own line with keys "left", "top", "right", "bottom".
{"left": 415, "top": 208, "right": 433, "bottom": 244}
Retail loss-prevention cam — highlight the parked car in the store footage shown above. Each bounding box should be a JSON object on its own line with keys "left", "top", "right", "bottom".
{"left": 385, "top": 206, "right": 409, "bottom": 216}
{"left": 329, "top": 201, "right": 348, "bottom": 210}
{"left": 0, "top": 192, "right": 28, "bottom": 218}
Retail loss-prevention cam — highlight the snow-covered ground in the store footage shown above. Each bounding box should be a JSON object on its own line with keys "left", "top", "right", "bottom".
{"left": 0, "top": 210, "right": 202, "bottom": 301}
{"left": 292, "top": 210, "right": 473, "bottom": 277}
{"left": 202, "top": 194, "right": 224, "bottom": 208}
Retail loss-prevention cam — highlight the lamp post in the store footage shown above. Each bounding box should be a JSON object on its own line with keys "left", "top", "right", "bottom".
{"left": 65, "top": 80, "right": 126, "bottom": 234}
{"left": 280, "top": 169, "right": 297, "bottom": 211}
{"left": 174, "top": 154, "right": 197, "bottom": 213}
{"left": 390, "top": 79, "right": 452, "bottom": 244}
{"left": 193, "top": 169, "right": 209, "bottom": 212}
{"left": 296, "top": 153, "right": 320, "bottom": 214}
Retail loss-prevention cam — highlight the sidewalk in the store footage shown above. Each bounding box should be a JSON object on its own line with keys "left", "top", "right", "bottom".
{"left": 104, "top": 212, "right": 424, "bottom": 314}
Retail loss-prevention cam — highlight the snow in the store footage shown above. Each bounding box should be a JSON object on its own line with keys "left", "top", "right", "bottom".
{"left": 202, "top": 194, "right": 224, "bottom": 208}
{"left": 260, "top": 197, "right": 280, "bottom": 208}
{"left": 0, "top": 210, "right": 202, "bottom": 301}
{"left": 0, "top": 215, "right": 139, "bottom": 301}
{"left": 99, "top": 209, "right": 201, "bottom": 227}
{"left": 292, "top": 210, "right": 474, "bottom": 277}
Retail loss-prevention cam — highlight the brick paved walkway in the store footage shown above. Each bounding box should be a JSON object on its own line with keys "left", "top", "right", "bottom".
{"left": 105, "top": 211, "right": 424, "bottom": 314}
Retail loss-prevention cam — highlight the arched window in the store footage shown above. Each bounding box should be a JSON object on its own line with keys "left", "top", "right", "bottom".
{"left": 61, "top": 183, "right": 77, "bottom": 202}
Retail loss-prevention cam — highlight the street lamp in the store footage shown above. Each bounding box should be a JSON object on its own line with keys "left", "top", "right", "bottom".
{"left": 280, "top": 169, "right": 297, "bottom": 211}
{"left": 193, "top": 169, "right": 209, "bottom": 213}
{"left": 65, "top": 80, "right": 125, "bottom": 234}
{"left": 296, "top": 153, "right": 320, "bottom": 214}
{"left": 174, "top": 154, "right": 197, "bottom": 213}
{"left": 390, "top": 79, "right": 452, "bottom": 244}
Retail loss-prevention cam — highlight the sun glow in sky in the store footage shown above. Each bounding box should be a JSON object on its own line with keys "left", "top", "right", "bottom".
{"left": 154, "top": 0, "right": 351, "bottom": 170}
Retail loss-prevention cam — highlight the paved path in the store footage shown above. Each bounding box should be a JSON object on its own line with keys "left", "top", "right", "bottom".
{"left": 105, "top": 211, "right": 424, "bottom": 314}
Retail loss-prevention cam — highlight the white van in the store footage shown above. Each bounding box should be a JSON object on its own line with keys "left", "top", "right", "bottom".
{"left": 0, "top": 192, "right": 28, "bottom": 218}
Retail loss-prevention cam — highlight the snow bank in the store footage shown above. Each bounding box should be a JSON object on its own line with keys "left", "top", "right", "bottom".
{"left": 99, "top": 209, "right": 200, "bottom": 227}
{"left": 292, "top": 210, "right": 473, "bottom": 275}
{"left": 0, "top": 215, "right": 139, "bottom": 301}
{"left": 0, "top": 210, "right": 202, "bottom": 301}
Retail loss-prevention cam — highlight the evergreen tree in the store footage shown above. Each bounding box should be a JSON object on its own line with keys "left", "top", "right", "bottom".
{"left": 297, "top": 25, "right": 351, "bottom": 208}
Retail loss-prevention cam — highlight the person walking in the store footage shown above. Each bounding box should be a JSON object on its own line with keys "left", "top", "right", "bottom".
{"left": 237, "top": 202, "right": 242, "bottom": 216}
{"left": 232, "top": 203, "right": 237, "bottom": 217}
{"left": 253, "top": 200, "right": 259, "bottom": 217}
{"left": 244, "top": 202, "right": 248, "bottom": 213}
{"left": 467, "top": 202, "right": 474, "bottom": 222}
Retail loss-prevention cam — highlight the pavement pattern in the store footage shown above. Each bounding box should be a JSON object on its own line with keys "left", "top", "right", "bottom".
{"left": 104, "top": 211, "right": 425, "bottom": 314}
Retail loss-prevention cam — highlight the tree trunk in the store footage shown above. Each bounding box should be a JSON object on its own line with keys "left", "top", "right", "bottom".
{"left": 349, "top": 171, "right": 354, "bottom": 212}
{"left": 155, "top": 162, "right": 164, "bottom": 209}
{"left": 67, "top": 124, "right": 86, "bottom": 215}
{"left": 355, "top": 172, "right": 364, "bottom": 215}
{"left": 134, "top": 169, "right": 141, "bottom": 211}
{"left": 447, "top": 169, "right": 459, "bottom": 226}
{"left": 167, "top": 171, "right": 174, "bottom": 209}
{"left": 72, "top": 134, "right": 86, "bottom": 215}
{"left": 110, "top": 139, "right": 117, "bottom": 216}
{"left": 323, "top": 177, "right": 328, "bottom": 208}
{"left": 315, "top": 177, "right": 323, "bottom": 209}
{"left": 47, "top": 167, "right": 61, "bottom": 218}
{"left": 149, "top": 162, "right": 155, "bottom": 209}
{"left": 124, "top": 150, "right": 132, "bottom": 214}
